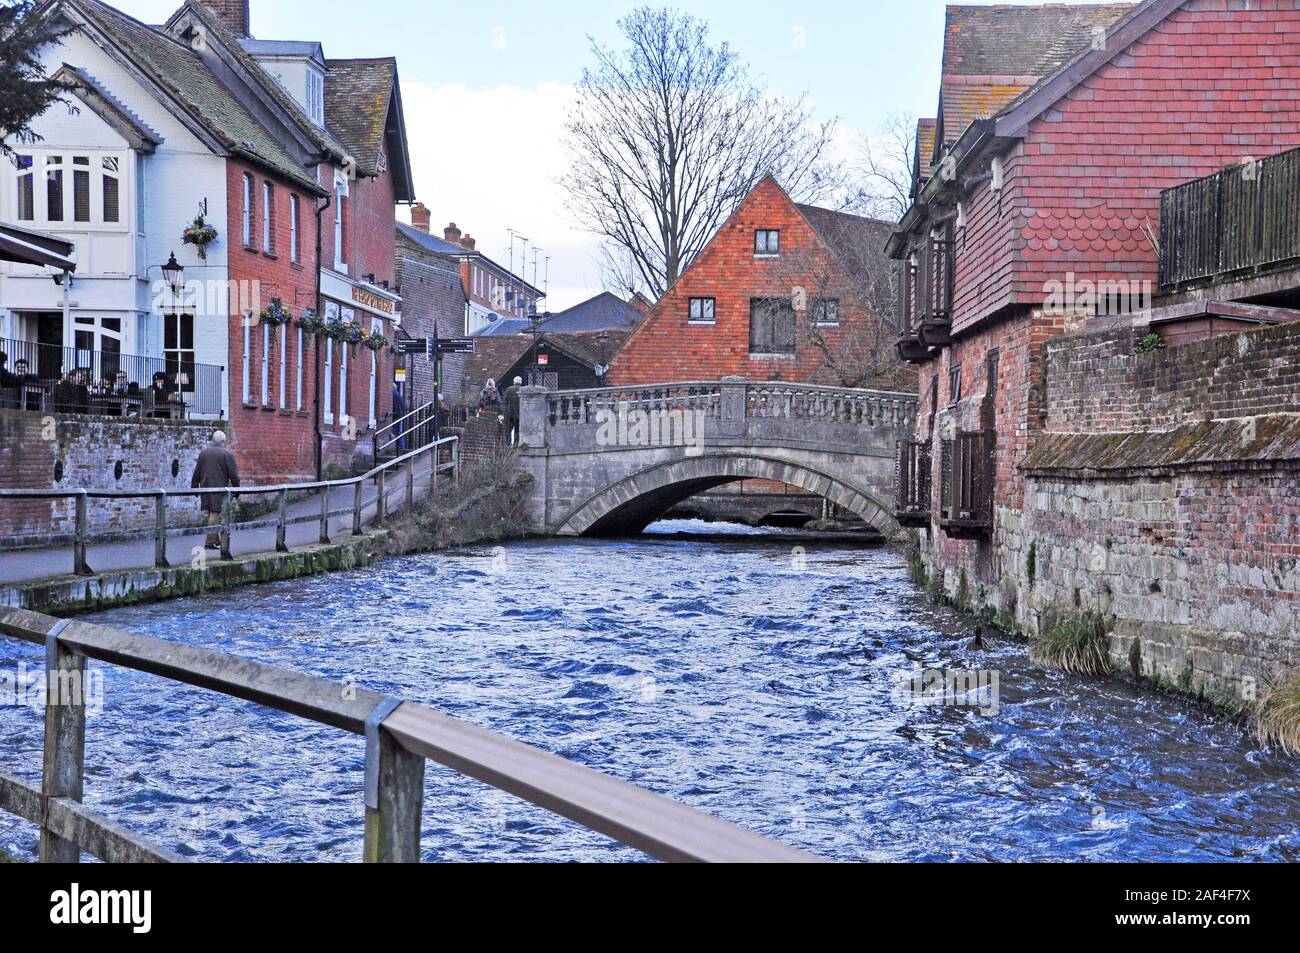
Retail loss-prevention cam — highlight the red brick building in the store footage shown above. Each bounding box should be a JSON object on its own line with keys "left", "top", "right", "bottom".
{"left": 609, "top": 177, "right": 906, "bottom": 390}
{"left": 891, "top": 0, "right": 1300, "bottom": 612}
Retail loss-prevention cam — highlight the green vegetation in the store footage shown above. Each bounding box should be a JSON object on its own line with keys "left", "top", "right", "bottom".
{"left": 1030, "top": 612, "right": 1112, "bottom": 675}
{"left": 1025, "top": 542, "right": 1037, "bottom": 584}
{"left": 1133, "top": 333, "right": 1166, "bottom": 354}
{"left": 1254, "top": 669, "right": 1300, "bottom": 756}
{"left": 385, "top": 449, "right": 533, "bottom": 554}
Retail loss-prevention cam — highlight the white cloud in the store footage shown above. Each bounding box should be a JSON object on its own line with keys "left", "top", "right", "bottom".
{"left": 399, "top": 80, "right": 605, "bottom": 311}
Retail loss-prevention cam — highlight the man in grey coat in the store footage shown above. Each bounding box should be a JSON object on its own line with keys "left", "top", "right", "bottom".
{"left": 191, "top": 431, "right": 240, "bottom": 550}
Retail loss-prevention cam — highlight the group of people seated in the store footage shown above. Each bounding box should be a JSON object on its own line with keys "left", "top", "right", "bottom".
{"left": 0, "top": 350, "right": 184, "bottom": 417}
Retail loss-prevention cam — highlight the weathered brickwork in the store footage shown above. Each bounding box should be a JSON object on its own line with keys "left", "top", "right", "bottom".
{"left": 0, "top": 410, "right": 218, "bottom": 545}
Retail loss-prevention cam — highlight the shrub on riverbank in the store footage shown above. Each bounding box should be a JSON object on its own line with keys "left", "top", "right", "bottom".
{"left": 1030, "top": 612, "right": 1112, "bottom": 675}
{"left": 385, "top": 448, "right": 533, "bottom": 554}
{"left": 1255, "top": 669, "right": 1300, "bottom": 756}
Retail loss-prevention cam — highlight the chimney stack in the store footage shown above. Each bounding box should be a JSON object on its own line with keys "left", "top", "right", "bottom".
{"left": 199, "top": 0, "right": 251, "bottom": 37}
{"left": 443, "top": 222, "right": 462, "bottom": 244}
{"left": 410, "top": 202, "right": 431, "bottom": 233}
{"left": 460, "top": 234, "right": 476, "bottom": 251}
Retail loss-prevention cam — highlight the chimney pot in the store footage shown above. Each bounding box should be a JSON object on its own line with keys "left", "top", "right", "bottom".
{"left": 199, "top": 0, "right": 251, "bottom": 37}
{"left": 460, "top": 234, "right": 476, "bottom": 251}
{"left": 444, "top": 222, "right": 462, "bottom": 243}
{"left": 410, "top": 202, "right": 431, "bottom": 233}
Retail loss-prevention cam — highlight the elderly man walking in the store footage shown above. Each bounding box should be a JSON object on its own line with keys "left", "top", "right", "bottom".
{"left": 191, "top": 431, "right": 240, "bottom": 550}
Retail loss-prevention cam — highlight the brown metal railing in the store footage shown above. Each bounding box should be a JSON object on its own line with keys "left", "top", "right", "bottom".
{"left": 895, "top": 439, "right": 932, "bottom": 527}
{"left": 939, "top": 429, "right": 994, "bottom": 537}
{"left": 1159, "top": 145, "right": 1300, "bottom": 288}
{"left": 0, "top": 607, "right": 818, "bottom": 863}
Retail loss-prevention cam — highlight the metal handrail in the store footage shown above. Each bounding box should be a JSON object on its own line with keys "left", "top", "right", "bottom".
{"left": 0, "top": 435, "right": 460, "bottom": 576}
{"left": 375, "top": 401, "right": 437, "bottom": 457}
{"left": 0, "top": 606, "right": 818, "bottom": 864}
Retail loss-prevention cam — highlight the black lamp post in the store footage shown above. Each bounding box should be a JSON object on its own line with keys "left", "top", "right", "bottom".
{"left": 161, "top": 252, "right": 184, "bottom": 293}
{"left": 595, "top": 329, "right": 611, "bottom": 385}
{"left": 528, "top": 308, "right": 549, "bottom": 387}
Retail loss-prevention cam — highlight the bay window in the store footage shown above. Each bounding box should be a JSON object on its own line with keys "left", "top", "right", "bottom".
{"left": 12, "top": 151, "right": 128, "bottom": 228}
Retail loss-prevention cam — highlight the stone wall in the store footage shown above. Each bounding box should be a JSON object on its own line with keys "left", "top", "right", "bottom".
{"left": 0, "top": 410, "right": 220, "bottom": 546}
{"left": 917, "top": 319, "right": 1300, "bottom": 701}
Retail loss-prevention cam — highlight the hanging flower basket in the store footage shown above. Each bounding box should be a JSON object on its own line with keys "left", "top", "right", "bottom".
{"left": 259, "top": 298, "right": 293, "bottom": 327}
{"left": 328, "top": 319, "right": 364, "bottom": 346}
{"left": 182, "top": 215, "right": 219, "bottom": 260}
{"left": 360, "top": 330, "right": 389, "bottom": 352}
{"left": 296, "top": 309, "right": 326, "bottom": 340}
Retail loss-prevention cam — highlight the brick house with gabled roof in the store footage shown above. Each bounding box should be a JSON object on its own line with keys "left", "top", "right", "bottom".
{"left": 609, "top": 176, "right": 909, "bottom": 391}
{"left": 890, "top": 0, "right": 1300, "bottom": 635}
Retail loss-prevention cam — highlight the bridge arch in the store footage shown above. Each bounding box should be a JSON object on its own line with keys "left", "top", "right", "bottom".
{"left": 553, "top": 452, "right": 899, "bottom": 537}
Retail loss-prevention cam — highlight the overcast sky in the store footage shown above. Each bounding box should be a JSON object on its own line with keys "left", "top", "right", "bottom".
{"left": 113, "top": 0, "right": 1108, "bottom": 308}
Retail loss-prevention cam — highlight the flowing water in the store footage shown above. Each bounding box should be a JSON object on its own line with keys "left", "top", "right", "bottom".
{"left": 1, "top": 520, "right": 1297, "bottom": 862}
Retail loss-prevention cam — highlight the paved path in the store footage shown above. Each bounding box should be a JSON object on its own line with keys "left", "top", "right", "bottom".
{"left": 0, "top": 457, "right": 441, "bottom": 586}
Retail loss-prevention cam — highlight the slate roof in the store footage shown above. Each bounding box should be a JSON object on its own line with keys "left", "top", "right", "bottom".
{"left": 537, "top": 292, "right": 644, "bottom": 333}
{"left": 938, "top": 3, "right": 1132, "bottom": 144}
{"left": 471, "top": 318, "right": 533, "bottom": 337}
{"left": 70, "top": 0, "right": 321, "bottom": 191}
{"left": 326, "top": 57, "right": 396, "bottom": 176}
{"left": 795, "top": 204, "right": 896, "bottom": 283}
{"left": 396, "top": 222, "right": 475, "bottom": 257}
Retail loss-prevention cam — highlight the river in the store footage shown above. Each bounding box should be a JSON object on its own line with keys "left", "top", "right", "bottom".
{"left": 1, "top": 520, "right": 1297, "bottom": 862}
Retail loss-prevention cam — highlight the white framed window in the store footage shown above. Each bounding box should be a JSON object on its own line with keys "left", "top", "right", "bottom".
{"left": 241, "top": 319, "right": 251, "bottom": 404}
{"left": 242, "top": 174, "right": 253, "bottom": 247}
{"left": 334, "top": 175, "right": 347, "bottom": 270}
{"left": 339, "top": 335, "right": 349, "bottom": 423}
{"left": 323, "top": 337, "right": 334, "bottom": 422}
{"left": 368, "top": 320, "right": 380, "bottom": 427}
{"left": 278, "top": 324, "right": 287, "bottom": 409}
{"left": 15, "top": 154, "right": 34, "bottom": 221}
{"left": 289, "top": 194, "right": 299, "bottom": 262}
{"left": 295, "top": 326, "right": 304, "bottom": 411}
{"left": 262, "top": 181, "right": 273, "bottom": 252}
{"left": 261, "top": 323, "right": 271, "bottom": 405}
{"left": 306, "top": 68, "right": 325, "bottom": 126}
{"left": 164, "top": 313, "right": 196, "bottom": 394}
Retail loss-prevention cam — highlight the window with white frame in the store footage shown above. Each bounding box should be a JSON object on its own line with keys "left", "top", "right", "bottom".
{"left": 334, "top": 175, "right": 347, "bottom": 269}
{"left": 323, "top": 337, "right": 334, "bottom": 422}
{"left": 242, "top": 174, "right": 254, "bottom": 247}
{"left": 262, "top": 181, "right": 274, "bottom": 253}
{"left": 261, "top": 323, "right": 271, "bottom": 405}
{"left": 11, "top": 151, "right": 124, "bottom": 227}
{"left": 289, "top": 194, "right": 299, "bottom": 262}
{"left": 368, "top": 321, "right": 380, "bottom": 427}
{"left": 295, "top": 326, "right": 304, "bottom": 411}
{"left": 279, "top": 324, "right": 287, "bottom": 409}
{"left": 306, "top": 68, "right": 325, "bottom": 127}
{"left": 339, "top": 334, "right": 349, "bottom": 423}
{"left": 241, "top": 319, "right": 252, "bottom": 404}
{"left": 164, "top": 313, "right": 196, "bottom": 394}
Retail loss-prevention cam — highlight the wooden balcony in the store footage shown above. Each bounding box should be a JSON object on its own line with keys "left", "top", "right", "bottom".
{"left": 895, "top": 224, "right": 955, "bottom": 359}
{"left": 939, "top": 429, "right": 995, "bottom": 539}
{"left": 1160, "top": 145, "right": 1300, "bottom": 294}
{"left": 895, "top": 439, "right": 932, "bottom": 527}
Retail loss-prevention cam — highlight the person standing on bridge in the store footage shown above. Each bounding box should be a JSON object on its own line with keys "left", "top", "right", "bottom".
{"left": 192, "top": 431, "right": 240, "bottom": 550}
{"left": 504, "top": 375, "right": 523, "bottom": 444}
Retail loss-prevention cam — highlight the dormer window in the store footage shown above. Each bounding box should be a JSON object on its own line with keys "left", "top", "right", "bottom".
{"left": 306, "top": 68, "right": 325, "bottom": 127}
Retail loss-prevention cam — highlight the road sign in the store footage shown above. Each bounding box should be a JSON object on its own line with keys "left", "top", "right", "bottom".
{"left": 394, "top": 338, "right": 427, "bottom": 355}
{"left": 430, "top": 338, "right": 476, "bottom": 355}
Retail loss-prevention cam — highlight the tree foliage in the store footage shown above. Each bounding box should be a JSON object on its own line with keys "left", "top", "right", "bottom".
{"left": 562, "top": 7, "right": 846, "bottom": 300}
{"left": 0, "top": 0, "right": 76, "bottom": 157}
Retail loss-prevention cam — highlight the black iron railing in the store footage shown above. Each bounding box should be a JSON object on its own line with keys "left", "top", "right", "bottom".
{"left": 895, "top": 439, "right": 932, "bottom": 527}
{"left": 939, "top": 428, "right": 995, "bottom": 538}
{"left": 0, "top": 335, "right": 224, "bottom": 417}
{"left": 1159, "top": 145, "right": 1300, "bottom": 289}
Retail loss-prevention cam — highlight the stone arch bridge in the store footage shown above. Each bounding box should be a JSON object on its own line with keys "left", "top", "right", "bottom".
{"left": 516, "top": 379, "right": 918, "bottom": 537}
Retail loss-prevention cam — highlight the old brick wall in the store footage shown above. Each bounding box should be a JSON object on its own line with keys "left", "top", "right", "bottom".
{"left": 459, "top": 414, "right": 506, "bottom": 470}
{"left": 0, "top": 410, "right": 218, "bottom": 546}
{"left": 226, "top": 159, "right": 321, "bottom": 484}
{"left": 918, "top": 320, "right": 1300, "bottom": 698}
{"left": 395, "top": 233, "right": 467, "bottom": 408}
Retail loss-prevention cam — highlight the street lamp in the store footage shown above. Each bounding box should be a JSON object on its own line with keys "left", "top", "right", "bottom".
{"left": 528, "top": 309, "right": 546, "bottom": 386}
{"left": 161, "top": 252, "right": 184, "bottom": 293}
{"left": 595, "top": 329, "right": 611, "bottom": 384}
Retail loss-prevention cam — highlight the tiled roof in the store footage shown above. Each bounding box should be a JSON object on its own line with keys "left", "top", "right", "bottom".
{"left": 537, "top": 292, "right": 644, "bottom": 333}
{"left": 326, "top": 57, "right": 396, "bottom": 176}
{"left": 795, "top": 204, "right": 896, "bottom": 282}
{"left": 938, "top": 3, "right": 1133, "bottom": 144}
{"left": 460, "top": 330, "right": 634, "bottom": 388}
{"left": 396, "top": 222, "right": 473, "bottom": 258}
{"left": 71, "top": 0, "right": 320, "bottom": 191}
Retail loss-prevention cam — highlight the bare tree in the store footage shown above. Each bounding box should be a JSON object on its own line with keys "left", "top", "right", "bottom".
{"left": 563, "top": 7, "right": 846, "bottom": 301}
{"left": 767, "top": 213, "right": 914, "bottom": 391}
{"left": 0, "top": 1, "right": 76, "bottom": 158}
{"left": 857, "top": 112, "right": 918, "bottom": 224}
